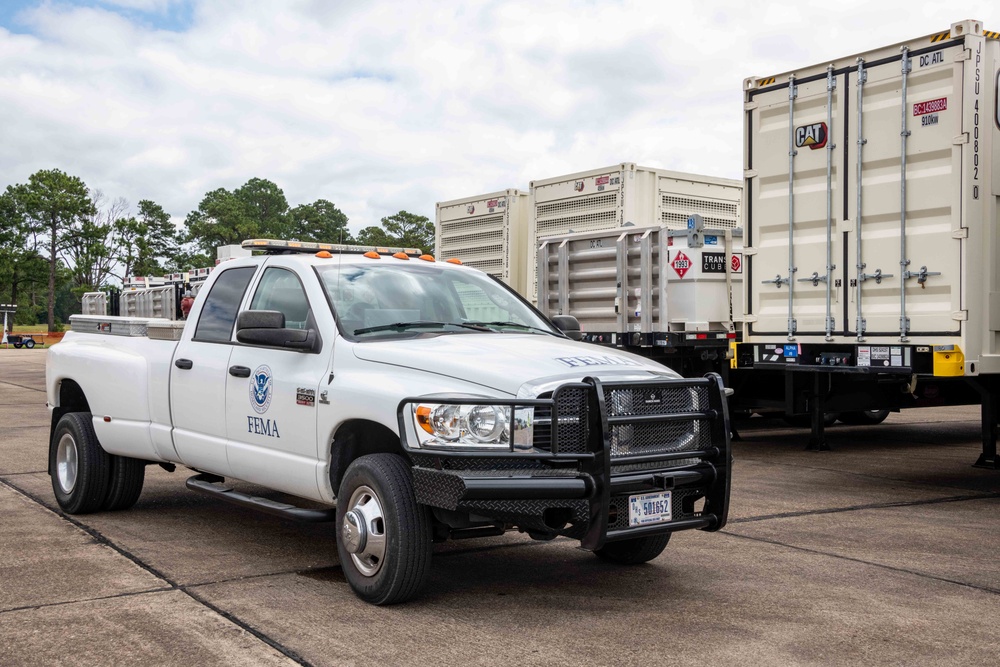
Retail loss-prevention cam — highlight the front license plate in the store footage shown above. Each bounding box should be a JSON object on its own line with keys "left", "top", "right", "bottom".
{"left": 628, "top": 491, "right": 672, "bottom": 527}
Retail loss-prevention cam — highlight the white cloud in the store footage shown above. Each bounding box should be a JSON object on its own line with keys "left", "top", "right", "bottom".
{"left": 0, "top": 0, "right": 995, "bottom": 235}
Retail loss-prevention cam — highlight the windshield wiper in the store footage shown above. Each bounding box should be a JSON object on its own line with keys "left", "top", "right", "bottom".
{"left": 354, "top": 321, "right": 492, "bottom": 335}
{"left": 467, "top": 321, "right": 556, "bottom": 335}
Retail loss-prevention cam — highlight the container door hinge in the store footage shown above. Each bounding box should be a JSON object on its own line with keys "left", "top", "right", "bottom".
{"left": 744, "top": 247, "right": 758, "bottom": 256}
{"left": 953, "top": 133, "right": 970, "bottom": 145}
{"left": 954, "top": 49, "right": 972, "bottom": 62}
{"left": 744, "top": 101, "right": 759, "bottom": 111}
{"left": 744, "top": 169, "right": 758, "bottom": 179}
{"left": 952, "top": 228, "right": 969, "bottom": 239}
{"left": 953, "top": 310, "right": 969, "bottom": 321}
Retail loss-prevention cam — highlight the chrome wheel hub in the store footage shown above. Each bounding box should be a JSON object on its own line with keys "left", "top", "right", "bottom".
{"left": 343, "top": 485, "right": 386, "bottom": 577}
{"left": 56, "top": 433, "right": 78, "bottom": 494}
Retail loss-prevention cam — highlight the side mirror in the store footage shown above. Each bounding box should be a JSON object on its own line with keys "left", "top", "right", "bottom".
{"left": 236, "top": 310, "right": 319, "bottom": 353}
{"left": 550, "top": 315, "right": 582, "bottom": 341}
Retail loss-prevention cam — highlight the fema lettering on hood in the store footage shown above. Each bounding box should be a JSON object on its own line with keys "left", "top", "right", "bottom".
{"left": 554, "top": 355, "right": 643, "bottom": 368}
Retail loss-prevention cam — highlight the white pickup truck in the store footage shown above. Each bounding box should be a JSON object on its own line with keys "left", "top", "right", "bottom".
{"left": 46, "top": 239, "right": 732, "bottom": 604}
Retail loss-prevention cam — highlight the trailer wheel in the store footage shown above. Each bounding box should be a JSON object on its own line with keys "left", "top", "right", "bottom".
{"left": 24, "top": 338, "right": 35, "bottom": 349}
{"left": 336, "top": 454, "right": 432, "bottom": 605}
{"left": 594, "top": 534, "right": 671, "bottom": 564}
{"left": 838, "top": 409, "right": 891, "bottom": 426}
{"left": 103, "top": 455, "right": 146, "bottom": 511}
{"left": 12, "top": 342, "right": 22, "bottom": 349}
{"left": 50, "top": 413, "right": 111, "bottom": 514}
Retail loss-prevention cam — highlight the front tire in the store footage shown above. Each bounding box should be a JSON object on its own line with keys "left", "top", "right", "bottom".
{"left": 594, "top": 533, "right": 671, "bottom": 564}
{"left": 50, "top": 413, "right": 110, "bottom": 514}
{"left": 336, "top": 454, "right": 432, "bottom": 605}
{"left": 24, "top": 338, "right": 35, "bottom": 349}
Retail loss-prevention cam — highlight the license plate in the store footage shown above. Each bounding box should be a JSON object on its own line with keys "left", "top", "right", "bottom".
{"left": 628, "top": 491, "right": 672, "bottom": 527}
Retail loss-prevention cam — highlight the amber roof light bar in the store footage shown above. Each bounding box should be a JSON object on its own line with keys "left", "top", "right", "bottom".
{"left": 242, "top": 239, "right": 423, "bottom": 256}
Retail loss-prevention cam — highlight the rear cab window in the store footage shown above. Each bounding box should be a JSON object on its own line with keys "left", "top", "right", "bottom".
{"left": 193, "top": 267, "right": 257, "bottom": 343}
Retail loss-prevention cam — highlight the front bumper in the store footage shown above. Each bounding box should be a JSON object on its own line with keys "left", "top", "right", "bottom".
{"left": 397, "top": 374, "right": 732, "bottom": 550}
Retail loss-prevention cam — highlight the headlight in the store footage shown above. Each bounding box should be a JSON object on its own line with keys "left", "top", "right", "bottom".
{"left": 412, "top": 403, "right": 533, "bottom": 451}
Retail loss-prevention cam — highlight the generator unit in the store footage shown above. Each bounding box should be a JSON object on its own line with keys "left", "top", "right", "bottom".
{"left": 435, "top": 190, "right": 530, "bottom": 294}
{"left": 527, "top": 163, "right": 742, "bottom": 301}
{"left": 737, "top": 18, "right": 1000, "bottom": 463}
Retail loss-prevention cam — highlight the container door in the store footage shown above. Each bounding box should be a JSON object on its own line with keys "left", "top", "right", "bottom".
{"left": 845, "top": 45, "right": 964, "bottom": 338}
{"left": 747, "top": 71, "right": 845, "bottom": 336}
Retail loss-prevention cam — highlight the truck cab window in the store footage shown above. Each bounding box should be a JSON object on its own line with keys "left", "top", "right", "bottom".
{"left": 249, "top": 268, "right": 312, "bottom": 329}
{"left": 193, "top": 267, "right": 256, "bottom": 343}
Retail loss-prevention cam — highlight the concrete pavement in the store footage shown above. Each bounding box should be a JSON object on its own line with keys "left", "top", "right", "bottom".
{"left": 2, "top": 349, "right": 998, "bottom": 666}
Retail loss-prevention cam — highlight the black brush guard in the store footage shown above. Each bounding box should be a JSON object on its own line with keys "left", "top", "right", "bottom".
{"left": 397, "top": 373, "right": 731, "bottom": 550}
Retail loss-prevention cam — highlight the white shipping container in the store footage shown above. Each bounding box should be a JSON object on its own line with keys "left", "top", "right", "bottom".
{"left": 742, "top": 19, "right": 1000, "bottom": 375}
{"left": 435, "top": 190, "right": 530, "bottom": 295}
{"left": 528, "top": 163, "right": 742, "bottom": 301}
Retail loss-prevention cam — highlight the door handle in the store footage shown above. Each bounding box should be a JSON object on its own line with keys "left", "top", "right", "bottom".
{"left": 175, "top": 358, "right": 193, "bottom": 370}
{"left": 229, "top": 365, "right": 251, "bottom": 378}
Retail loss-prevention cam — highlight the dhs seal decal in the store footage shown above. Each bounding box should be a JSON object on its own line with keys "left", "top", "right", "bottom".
{"left": 247, "top": 365, "right": 280, "bottom": 438}
{"left": 250, "top": 365, "right": 273, "bottom": 414}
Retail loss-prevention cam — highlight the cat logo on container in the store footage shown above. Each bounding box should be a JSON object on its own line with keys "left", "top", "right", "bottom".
{"left": 795, "top": 122, "right": 828, "bottom": 150}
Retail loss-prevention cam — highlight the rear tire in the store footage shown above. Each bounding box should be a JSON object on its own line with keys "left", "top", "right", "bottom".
{"left": 24, "top": 339, "right": 35, "bottom": 349}
{"left": 50, "top": 413, "right": 111, "bottom": 514}
{"left": 594, "top": 533, "right": 671, "bottom": 564}
{"left": 103, "top": 455, "right": 146, "bottom": 511}
{"left": 336, "top": 454, "right": 432, "bottom": 605}
{"left": 838, "top": 409, "right": 891, "bottom": 425}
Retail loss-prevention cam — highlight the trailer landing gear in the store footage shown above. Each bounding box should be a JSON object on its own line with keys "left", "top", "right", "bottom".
{"left": 974, "top": 390, "right": 999, "bottom": 470}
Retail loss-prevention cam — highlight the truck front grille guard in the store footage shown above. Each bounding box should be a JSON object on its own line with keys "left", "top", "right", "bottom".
{"left": 396, "top": 373, "right": 732, "bottom": 550}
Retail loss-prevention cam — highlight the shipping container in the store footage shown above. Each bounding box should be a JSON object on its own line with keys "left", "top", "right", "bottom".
{"left": 528, "top": 163, "right": 742, "bottom": 301}
{"left": 435, "top": 189, "right": 530, "bottom": 294}
{"left": 737, "top": 19, "right": 1000, "bottom": 464}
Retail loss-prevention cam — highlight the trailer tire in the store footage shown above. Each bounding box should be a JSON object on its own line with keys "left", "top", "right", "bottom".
{"left": 24, "top": 339, "right": 35, "bottom": 349}
{"left": 50, "top": 412, "right": 111, "bottom": 514}
{"left": 103, "top": 455, "right": 145, "bottom": 511}
{"left": 838, "top": 409, "right": 891, "bottom": 426}
{"left": 12, "top": 342, "right": 22, "bottom": 349}
{"left": 336, "top": 454, "right": 432, "bottom": 605}
{"left": 594, "top": 533, "right": 671, "bottom": 564}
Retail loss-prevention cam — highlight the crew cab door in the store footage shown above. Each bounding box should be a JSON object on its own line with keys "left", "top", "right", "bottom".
{"left": 170, "top": 265, "right": 258, "bottom": 475}
{"left": 225, "top": 264, "right": 334, "bottom": 500}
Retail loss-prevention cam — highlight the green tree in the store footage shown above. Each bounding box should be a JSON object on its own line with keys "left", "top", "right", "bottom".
{"left": 356, "top": 210, "right": 434, "bottom": 254}
{"left": 113, "top": 199, "right": 180, "bottom": 280}
{"left": 184, "top": 178, "right": 290, "bottom": 255}
{"left": 9, "top": 169, "right": 96, "bottom": 331}
{"left": 289, "top": 199, "right": 353, "bottom": 244}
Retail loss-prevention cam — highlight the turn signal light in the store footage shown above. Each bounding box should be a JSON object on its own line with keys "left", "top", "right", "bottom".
{"left": 415, "top": 405, "right": 433, "bottom": 434}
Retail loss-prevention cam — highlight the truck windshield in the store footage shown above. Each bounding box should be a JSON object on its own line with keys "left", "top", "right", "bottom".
{"left": 315, "top": 263, "right": 558, "bottom": 339}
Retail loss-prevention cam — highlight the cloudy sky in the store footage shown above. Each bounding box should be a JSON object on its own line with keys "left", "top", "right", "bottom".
{"left": 0, "top": 0, "right": 994, "bottom": 235}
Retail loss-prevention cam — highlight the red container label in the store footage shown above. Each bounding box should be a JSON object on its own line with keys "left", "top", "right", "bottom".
{"left": 913, "top": 97, "right": 947, "bottom": 116}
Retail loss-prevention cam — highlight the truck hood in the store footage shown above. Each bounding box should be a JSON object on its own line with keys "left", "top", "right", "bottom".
{"left": 351, "top": 333, "right": 678, "bottom": 395}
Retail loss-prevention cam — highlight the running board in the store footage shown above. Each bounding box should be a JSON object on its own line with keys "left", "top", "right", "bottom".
{"left": 185, "top": 474, "right": 336, "bottom": 523}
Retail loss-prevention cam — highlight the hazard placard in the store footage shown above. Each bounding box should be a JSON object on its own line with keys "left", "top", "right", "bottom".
{"left": 671, "top": 252, "right": 691, "bottom": 279}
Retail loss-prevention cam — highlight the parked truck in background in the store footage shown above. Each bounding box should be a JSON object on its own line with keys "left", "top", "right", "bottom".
{"left": 735, "top": 19, "right": 1000, "bottom": 465}
{"left": 47, "top": 239, "right": 732, "bottom": 604}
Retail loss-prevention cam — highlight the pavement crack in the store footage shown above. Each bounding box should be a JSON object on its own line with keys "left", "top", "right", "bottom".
{"left": 0, "top": 380, "right": 46, "bottom": 393}
{"left": 730, "top": 492, "right": 1000, "bottom": 524}
{"left": 0, "top": 587, "right": 173, "bottom": 615}
{"left": 0, "top": 477, "right": 316, "bottom": 667}
{"left": 721, "top": 530, "right": 1000, "bottom": 596}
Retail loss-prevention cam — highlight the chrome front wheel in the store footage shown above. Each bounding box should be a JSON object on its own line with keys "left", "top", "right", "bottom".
{"left": 342, "top": 485, "right": 387, "bottom": 577}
